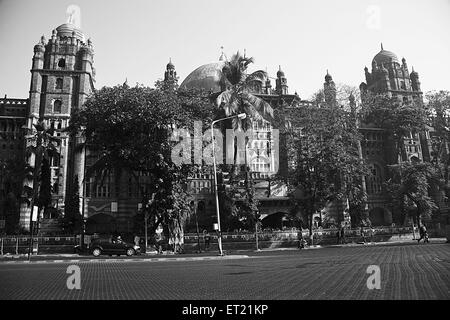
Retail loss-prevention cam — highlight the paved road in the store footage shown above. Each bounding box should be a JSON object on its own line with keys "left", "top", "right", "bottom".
{"left": 0, "top": 243, "right": 449, "bottom": 300}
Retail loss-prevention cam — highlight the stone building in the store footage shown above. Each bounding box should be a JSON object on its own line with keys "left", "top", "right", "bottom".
{"left": 19, "top": 22, "right": 95, "bottom": 230}
{"left": 358, "top": 44, "right": 435, "bottom": 226}
{"left": 2, "top": 18, "right": 444, "bottom": 234}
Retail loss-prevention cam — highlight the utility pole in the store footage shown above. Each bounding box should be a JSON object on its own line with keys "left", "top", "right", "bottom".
{"left": 27, "top": 126, "right": 44, "bottom": 261}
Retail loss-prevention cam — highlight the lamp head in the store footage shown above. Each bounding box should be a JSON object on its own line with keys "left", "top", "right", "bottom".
{"left": 237, "top": 113, "right": 247, "bottom": 120}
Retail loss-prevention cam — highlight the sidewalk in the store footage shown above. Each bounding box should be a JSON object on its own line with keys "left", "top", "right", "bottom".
{"left": 1, "top": 237, "right": 447, "bottom": 263}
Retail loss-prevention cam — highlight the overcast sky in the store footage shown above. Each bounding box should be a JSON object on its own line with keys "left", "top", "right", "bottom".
{"left": 1, "top": 0, "right": 449, "bottom": 100}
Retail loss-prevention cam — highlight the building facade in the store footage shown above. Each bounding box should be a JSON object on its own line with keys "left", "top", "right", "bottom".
{"left": 1, "top": 21, "right": 445, "bottom": 234}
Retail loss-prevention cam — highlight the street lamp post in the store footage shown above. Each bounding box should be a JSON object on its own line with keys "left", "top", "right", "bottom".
{"left": 211, "top": 113, "right": 246, "bottom": 256}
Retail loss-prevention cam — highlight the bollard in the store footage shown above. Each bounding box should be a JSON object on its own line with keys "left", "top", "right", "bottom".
{"left": 16, "top": 238, "right": 18, "bottom": 255}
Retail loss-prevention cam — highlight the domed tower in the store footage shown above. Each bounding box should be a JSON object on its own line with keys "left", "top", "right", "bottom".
{"left": 410, "top": 67, "right": 421, "bottom": 92}
{"left": 360, "top": 43, "right": 422, "bottom": 103}
{"left": 324, "top": 70, "right": 337, "bottom": 107}
{"left": 20, "top": 22, "right": 95, "bottom": 230}
{"left": 275, "top": 66, "right": 288, "bottom": 95}
{"left": 164, "top": 58, "right": 178, "bottom": 87}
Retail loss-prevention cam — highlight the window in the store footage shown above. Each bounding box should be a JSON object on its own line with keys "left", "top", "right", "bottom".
{"left": 56, "top": 78, "right": 63, "bottom": 89}
{"left": 53, "top": 100, "right": 62, "bottom": 113}
{"left": 400, "top": 81, "right": 406, "bottom": 90}
{"left": 58, "top": 59, "right": 66, "bottom": 68}
{"left": 366, "top": 163, "right": 383, "bottom": 195}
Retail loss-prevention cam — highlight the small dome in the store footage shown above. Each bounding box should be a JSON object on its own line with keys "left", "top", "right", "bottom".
{"left": 325, "top": 70, "right": 332, "bottom": 82}
{"left": 410, "top": 67, "right": 419, "bottom": 79}
{"left": 56, "top": 23, "right": 84, "bottom": 41}
{"left": 373, "top": 49, "right": 399, "bottom": 65}
{"left": 167, "top": 59, "right": 175, "bottom": 70}
{"left": 180, "top": 61, "right": 226, "bottom": 92}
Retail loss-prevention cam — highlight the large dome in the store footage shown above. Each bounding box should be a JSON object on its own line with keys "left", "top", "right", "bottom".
{"left": 180, "top": 61, "right": 226, "bottom": 92}
{"left": 373, "top": 49, "right": 399, "bottom": 65}
{"left": 56, "top": 23, "right": 85, "bottom": 41}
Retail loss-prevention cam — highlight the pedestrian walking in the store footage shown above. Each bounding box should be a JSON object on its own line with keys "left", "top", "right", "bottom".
{"left": 336, "top": 229, "right": 341, "bottom": 244}
{"left": 203, "top": 230, "right": 210, "bottom": 251}
{"left": 298, "top": 229, "right": 305, "bottom": 249}
{"left": 360, "top": 226, "right": 366, "bottom": 244}
{"left": 134, "top": 235, "right": 140, "bottom": 246}
{"left": 417, "top": 224, "right": 429, "bottom": 243}
{"left": 340, "top": 226, "right": 346, "bottom": 244}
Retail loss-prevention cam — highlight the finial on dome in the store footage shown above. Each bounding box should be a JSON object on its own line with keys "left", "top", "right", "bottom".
{"left": 412, "top": 66, "right": 415, "bottom": 72}
{"left": 219, "top": 46, "right": 226, "bottom": 61}
{"left": 381, "top": 42, "right": 384, "bottom": 50}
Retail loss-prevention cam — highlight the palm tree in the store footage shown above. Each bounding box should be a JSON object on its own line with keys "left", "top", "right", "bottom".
{"left": 214, "top": 51, "right": 273, "bottom": 241}
{"left": 215, "top": 51, "right": 274, "bottom": 130}
{"left": 24, "top": 120, "right": 60, "bottom": 231}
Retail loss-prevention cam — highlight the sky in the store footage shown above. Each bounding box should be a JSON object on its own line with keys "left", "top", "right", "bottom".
{"left": 0, "top": 0, "right": 449, "bottom": 100}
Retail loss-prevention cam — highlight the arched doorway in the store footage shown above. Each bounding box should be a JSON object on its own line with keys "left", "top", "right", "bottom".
{"left": 261, "top": 212, "right": 293, "bottom": 230}
{"left": 369, "top": 207, "right": 386, "bottom": 226}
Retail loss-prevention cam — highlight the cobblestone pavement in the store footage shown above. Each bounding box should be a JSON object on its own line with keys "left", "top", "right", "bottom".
{"left": 0, "top": 243, "right": 448, "bottom": 300}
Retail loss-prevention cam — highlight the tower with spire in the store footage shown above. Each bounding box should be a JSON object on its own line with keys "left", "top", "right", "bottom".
{"left": 324, "top": 70, "right": 337, "bottom": 107}
{"left": 20, "top": 20, "right": 95, "bottom": 230}
{"left": 275, "top": 66, "right": 288, "bottom": 95}
{"left": 360, "top": 43, "right": 422, "bottom": 103}
{"left": 163, "top": 58, "right": 178, "bottom": 88}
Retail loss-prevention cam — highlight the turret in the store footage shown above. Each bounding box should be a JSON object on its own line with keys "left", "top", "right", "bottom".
{"left": 265, "top": 74, "right": 272, "bottom": 94}
{"left": 410, "top": 66, "right": 421, "bottom": 92}
{"left": 164, "top": 58, "right": 178, "bottom": 87}
{"left": 324, "top": 70, "right": 337, "bottom": 107}
{"left": 275, "top": 65, "right": 288, "bottom": 95}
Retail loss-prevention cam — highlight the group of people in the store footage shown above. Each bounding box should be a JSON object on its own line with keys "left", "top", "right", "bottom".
{"left": 151, "top": 228, "right": 212, "bottom": 254}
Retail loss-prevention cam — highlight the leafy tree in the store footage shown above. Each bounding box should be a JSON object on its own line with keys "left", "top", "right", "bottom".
{"left": 1, "top": 157, "right": 28, "bottom": 234}
{"left": 426, "top": 90, "right": 450, "bottom": 182}
{"left": 361, "top": 92, "right": 428, "bottom": 162}
{"left": 385, "top": 161, "right": 440, "bottom": 226}
{"left": 69, "top": 83, "right": 214, "bottom": 248}
{"left": 285, "top": 103, "right": 367, "bottom": 240}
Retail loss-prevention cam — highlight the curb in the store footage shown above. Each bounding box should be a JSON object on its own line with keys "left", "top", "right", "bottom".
{"left": 0, "top": 255, "right": 251, "bottom": 265}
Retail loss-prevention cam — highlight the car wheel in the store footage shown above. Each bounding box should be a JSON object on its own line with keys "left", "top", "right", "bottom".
{"left": 92, "top": 248, "right": 101, "bottom": 257}
{"left": 126, "top": 248, "right": 135, "bottom": 256}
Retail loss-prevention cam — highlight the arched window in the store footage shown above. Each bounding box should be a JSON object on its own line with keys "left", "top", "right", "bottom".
{"left": 56, "top": 78, "right": 63, "bottom": 89}
{"left": 53, "top": 100, "right": 62, "bottom": 113}
{"left": 58, "top": 58, "right": 66, "bottom": 68}
{"left": 366, "top": 163, "right": 383, "bottom": 195}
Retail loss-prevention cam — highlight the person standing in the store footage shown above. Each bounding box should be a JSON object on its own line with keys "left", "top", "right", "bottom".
{"left": 340, "top": 226, "right": 346, "bottom": 244}
{"left": 298, "top": 229, "right": 305, "bottom": 249}
{"left": 203, "top": 230, "right": 211, "bottom": 251}
{"left": 134, "top": 235, "right": 140, "bottom": 248}
{"left": 155, "top": 224, "right": 164, "bottom": 254}
{"left": 360, "top": 225, "right": 366, "bottom": 244}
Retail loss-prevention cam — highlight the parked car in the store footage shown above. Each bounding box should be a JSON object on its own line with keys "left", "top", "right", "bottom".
{"left": 89, "top": 237, "right": 140, "bottom": 257}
